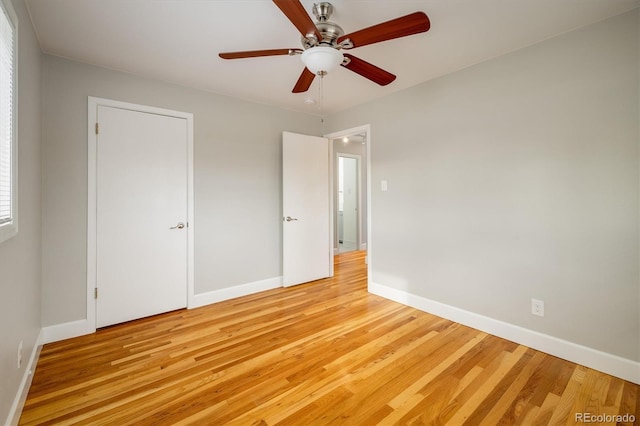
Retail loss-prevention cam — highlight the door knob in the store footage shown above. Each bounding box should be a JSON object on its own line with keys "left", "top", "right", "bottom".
{"left": 284, "top": 216, "right": 298, "bottom": 222}
{"left": 170, "top": 222, "right": 185, "bottom": 229}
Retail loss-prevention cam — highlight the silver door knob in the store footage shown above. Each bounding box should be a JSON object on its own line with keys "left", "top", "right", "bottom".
{"left": 170, "top": 222, "right": 185, "bottom": 229}
{"left": 284, "top": 216, "right": 298, "bottom": 222}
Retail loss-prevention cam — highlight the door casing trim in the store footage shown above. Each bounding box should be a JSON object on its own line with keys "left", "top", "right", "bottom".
{"left": 324, "top": 125, "right": 371, "bottom": 284}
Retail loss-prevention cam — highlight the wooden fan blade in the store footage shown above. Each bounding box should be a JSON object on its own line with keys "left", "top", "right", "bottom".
{"left": 337, "top": 11, "right": 430, "bottom": 49}
{"left": 342, "top": 54, "right": 396, "bottom": 86}
{"left": 273, "top": 0, "right": 322, "bottom": 41}
{"left": 292, "top": 68, "right": 316, "bottom": 93}
{"left": 219, "top": 49, "right": 299, "bottom": 59}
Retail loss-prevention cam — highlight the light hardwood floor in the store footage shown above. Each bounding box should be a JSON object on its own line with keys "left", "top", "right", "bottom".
{"left": 21, "top": 251, "right": 639, "bottom": 425}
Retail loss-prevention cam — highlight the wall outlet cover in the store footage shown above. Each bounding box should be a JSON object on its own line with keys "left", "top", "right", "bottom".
{"left": 531, "top": 299, "right": 545, "bottom": 317}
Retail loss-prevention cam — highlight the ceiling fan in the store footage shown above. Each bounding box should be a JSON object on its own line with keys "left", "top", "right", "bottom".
{"left": 219, "top": 0, "right": 430, "bottom": 93}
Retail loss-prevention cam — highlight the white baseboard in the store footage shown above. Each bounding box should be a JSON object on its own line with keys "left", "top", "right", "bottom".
{"left": 369, "top": 281, "right": 640, "bottom": 385}
{"left": 191, "top": 276, "right": 282, "bottom": 309}
{"left": 42, "top": 319, "right": 93, "bottom": 344}
{"left": 360, "top": 243, "right": 367, "bottom": 250}
{"left": 6, "top": 329, "right": 44, "bottom": 426}
{"left": 40, "top": 277, "right": 284, "bottom": 343}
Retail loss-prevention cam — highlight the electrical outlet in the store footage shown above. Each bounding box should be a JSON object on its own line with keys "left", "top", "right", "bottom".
{"left": 17, "top": 340, "right": 23, "bottom": 369}
{"left": 531, "top": 299, "right": 545, "bottom": 317}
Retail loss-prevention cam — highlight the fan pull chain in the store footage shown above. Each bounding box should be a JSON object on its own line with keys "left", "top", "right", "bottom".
{"left": 318, "top": 70, "right": 326, "bottom": 113}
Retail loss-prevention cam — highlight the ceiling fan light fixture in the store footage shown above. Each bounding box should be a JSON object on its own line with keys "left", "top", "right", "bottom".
{"left": 301, "top": 46, "right": 344, "bottom": 75}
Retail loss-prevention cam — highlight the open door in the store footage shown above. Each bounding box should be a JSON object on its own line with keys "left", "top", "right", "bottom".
{"left": 282, "top": 131, "right": 332, "bottom": 287}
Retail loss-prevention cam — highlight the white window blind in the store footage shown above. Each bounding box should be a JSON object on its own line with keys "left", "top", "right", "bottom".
{"left": 0, "top": 0, "right": 15, "bottom": 229}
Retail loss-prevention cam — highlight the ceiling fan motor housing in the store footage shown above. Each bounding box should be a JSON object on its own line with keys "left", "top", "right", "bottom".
{"left": 301, "top": 2, "right": 347, "bottom": 49}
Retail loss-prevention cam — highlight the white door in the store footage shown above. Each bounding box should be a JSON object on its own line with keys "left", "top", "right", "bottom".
{"left": 282, "top": 131, "right": 332, "bottom": 287}
{"left": 96, "top": 105, "right": 188, "bottom": 327}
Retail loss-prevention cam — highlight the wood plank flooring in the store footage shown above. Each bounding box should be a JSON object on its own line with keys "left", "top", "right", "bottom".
{"left": 21, "top": 251, "right": 639, "bottom": 425}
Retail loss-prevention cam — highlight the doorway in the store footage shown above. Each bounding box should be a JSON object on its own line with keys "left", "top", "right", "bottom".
{"left": 326, "top": 126, "right": 370, "bottom": 259}
{"left": 337, "top": 154, "right": 360, "bottom": 253}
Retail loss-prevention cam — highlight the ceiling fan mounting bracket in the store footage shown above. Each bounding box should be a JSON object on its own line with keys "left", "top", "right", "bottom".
{"left": 313, "top": 2, "right": 334, "bottom": 22}
{"left": 302, "top": 34, "right": 319, "bottom": 48}
{"left": 338, "top": 38, "right": 354, "bottom": 49}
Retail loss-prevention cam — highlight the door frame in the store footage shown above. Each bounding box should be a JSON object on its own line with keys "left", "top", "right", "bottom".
{"left": 324, "top": 124, "right": 371, "bottom": 278}
{"left": 335, "top": 152, "right": 362, "bottom": 253}
{"left": 86, "top": 96, "right": 195, "bottom": 333}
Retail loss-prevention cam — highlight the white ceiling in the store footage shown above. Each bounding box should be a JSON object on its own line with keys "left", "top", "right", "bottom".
{"left": 25, "top": 0, "right": 639, "bottom": 114}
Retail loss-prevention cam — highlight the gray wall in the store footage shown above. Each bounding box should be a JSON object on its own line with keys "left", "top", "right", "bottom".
{"left": 41, "top": 55, "right": 321, "bottom": 326}
{"left": 0, "top": 0, "right": 42, "bottom": 421}
{"left": 326, "top": 10, "right": 640, "bottom": 361}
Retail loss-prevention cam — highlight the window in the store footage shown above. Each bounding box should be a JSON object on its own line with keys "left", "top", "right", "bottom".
{"left": 0, "top": 0, "right": 16, "bottom": 244}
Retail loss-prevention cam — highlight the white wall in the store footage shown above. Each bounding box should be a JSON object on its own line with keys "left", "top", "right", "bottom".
{"left": 41, "top": 55, "right": 321, "bottom": 327}
{"left": 0, "top": 0, "right": 42, "bottom": 422}
{"left": 327, "top": 10, "right": 639, "bottom": 363}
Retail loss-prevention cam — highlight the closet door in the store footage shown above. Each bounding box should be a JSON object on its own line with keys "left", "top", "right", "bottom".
{"left": 95, "top": 105, "right": 188, "bottom": 327}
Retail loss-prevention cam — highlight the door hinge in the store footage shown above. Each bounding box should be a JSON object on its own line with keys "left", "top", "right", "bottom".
{"left": 95, "top": 123, "right": 99, "bottom": 135}
{"left": 94, "top": 288, "right": 98, "bottom": 299}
